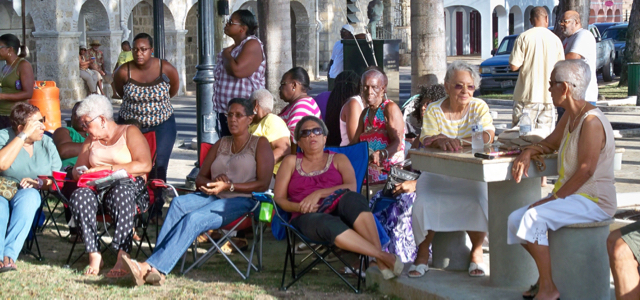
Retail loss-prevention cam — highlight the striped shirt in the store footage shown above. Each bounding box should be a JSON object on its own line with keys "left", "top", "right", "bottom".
{"left": 212, "top": 36, "right": 266, "bottom": 112}
{"left": 420, "top": 97, "right": 495, "bottom": 143}
{"left": 278, "top": 96, "right": 321, "bottom": 142}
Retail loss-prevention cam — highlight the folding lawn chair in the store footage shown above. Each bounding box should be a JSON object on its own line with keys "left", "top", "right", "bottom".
{"left": 266, "top": 141, "right": 371, "bottom": 293}
{"left": 177, "top": 142, "right": 266, "bottom": 280}
{"left": 21, "top": 199, "right": 47, "bottom": 261}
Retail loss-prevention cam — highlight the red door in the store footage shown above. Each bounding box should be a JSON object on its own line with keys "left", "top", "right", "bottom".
{"left": 456, "top": 12, "right": 463, "bottom": 55}
{"left": 470, "top": 10, "right": 481, "bottom": 54}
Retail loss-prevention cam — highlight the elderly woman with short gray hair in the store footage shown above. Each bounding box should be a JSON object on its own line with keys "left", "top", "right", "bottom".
{"left": 68, "top": 94, "right": 152, "bottom": 277}
{"left": 408, "top": 60, "right": 495, "bottom": 278}
{"left": 249, "top": 89, "right": 290, "bottom": 175}
{"left": 508, "top": 59, "right": 616, "bottom": 299}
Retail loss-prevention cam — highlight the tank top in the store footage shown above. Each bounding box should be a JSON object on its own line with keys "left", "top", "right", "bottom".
{"left": 88, "top": 125, "right": 133, "bottom": 168}
{"left": 339, "top": 95, "right": 364, "bottom": 146}
{"left": 552, "top": 108, "right": 617, "bottom": 216}
{"left": 0, "top": 58, "right": 26, "bottom": 115}
{"left": 210, "top": 135, "right": 260, "bottom": 199}
{"left": 120, "top": 59, "right": 174, "bottom": 127}
{"left": 288, "top": 151, "right": 343, "bottom": 219}
{"left": 61, "top": 127, "right": 87, "bottom": 169}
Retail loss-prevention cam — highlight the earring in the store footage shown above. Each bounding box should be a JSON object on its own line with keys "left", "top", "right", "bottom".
{"left": 293, "top": 88, "right": 296, "bottom": 92}
{"left": 253, "top": 110, "right": 257, "bottom": 114}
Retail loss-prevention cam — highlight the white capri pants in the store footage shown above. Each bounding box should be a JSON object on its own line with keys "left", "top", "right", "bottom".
{"left": 507, "top": 194, "right": 610, "bottom": 246}
{"left": 79, "top": 69, "right": 102, "bottom": 93}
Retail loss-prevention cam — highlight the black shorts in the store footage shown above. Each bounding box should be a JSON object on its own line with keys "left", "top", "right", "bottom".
{"left": 290, "top": 191, "right": 370, "bottom": 243}
{"left": 621, "top": 220, "right": 640, "bottom": 263}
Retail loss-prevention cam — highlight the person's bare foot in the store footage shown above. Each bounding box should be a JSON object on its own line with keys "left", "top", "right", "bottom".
{"left": 408, "top": 254, "right": 430, "bottom": 277}
{"left": 533, "top": 287, "right": 560, "bottom": 300}
{"left": 541, "top": 176, "right": 548, "bottom": 187}
{"left": 469, "top": 248, "right": 485, "bottom": 276}
{"left": 84, "top": 252, "right": 102, "bottom": 276}
{"left": 106, "top": 250, "right": 131, "bottom": 278}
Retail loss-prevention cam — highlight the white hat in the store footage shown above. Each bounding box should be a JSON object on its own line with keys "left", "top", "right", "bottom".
{"left": 341, "top": 24, "right": 355, "bottom": 35}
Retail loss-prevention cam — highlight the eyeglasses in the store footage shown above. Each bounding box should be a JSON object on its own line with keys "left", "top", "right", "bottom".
{"left": 131, "top": 47, "right": 151, "bottom": 53}
{"left": 81, "top": 115, "right": 100, "bottom": 129}
{"left": 225, "top": 112, "right": 247, "bottom": 119}
{"left": 454, "top": 84, "right": 476, "bottom": 91}
{"left": 559, "top": 19, "right": 574, "bottom": 24}
{"left": 299, "top": 127, "right": 323, "bottom": 138}
{"left": 37, "top": 117, "right": 46, "bottom": 124}
{"left": 362, "top": 85, "right": 383, "bottom": 93}
{"left": 226, "top": 19, "right": 242, "bottom": 26}
{"left": 549, "top": 80, "right": 576, "bottom": 87}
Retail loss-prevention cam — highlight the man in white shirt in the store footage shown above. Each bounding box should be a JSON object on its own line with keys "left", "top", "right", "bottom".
{"left": 560, "top": 10, "right": 598, "bottom": 105}
{"left": 509, "top": 7, "right": 564, "bottom": 132}
{"left": 327, "top": 24, "right": 355, "bottom": 91}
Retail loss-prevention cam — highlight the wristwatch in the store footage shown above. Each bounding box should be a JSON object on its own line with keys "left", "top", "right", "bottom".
{"left": 229, "top": 183, "right": 235, "bottom": 192}
{"left": 16, "top": 132, "right": 27, "bottom": 141}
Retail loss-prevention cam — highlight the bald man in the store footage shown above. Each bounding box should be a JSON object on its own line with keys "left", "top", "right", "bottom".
{"left": 560, "top": 10, "right": 598, "bottom": 104}
{"left": 509, "top": 7, "right": 564, "bottom": 133}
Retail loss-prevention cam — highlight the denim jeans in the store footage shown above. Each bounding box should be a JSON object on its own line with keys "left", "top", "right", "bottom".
{"left": 0, "top": 188, "right": 41, "bottom": 260}
{"left": 146, "top": 192, "right": 257, "bottom": 274}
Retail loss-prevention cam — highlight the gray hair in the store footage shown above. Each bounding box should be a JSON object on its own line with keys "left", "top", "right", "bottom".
{"left": 250, "top": 89, "right": 274, "bottom": 113}
{"left": 553, "top": 59, "right": 590, "bottom": 100}
{"left": 76, "top": 94, "right": 114, "bottom": 121}
{"left": 444, "top": 60, "right": 481, "bottom": 88}
{"left": 294, "top": 115, "right": 329, "bottom": 142}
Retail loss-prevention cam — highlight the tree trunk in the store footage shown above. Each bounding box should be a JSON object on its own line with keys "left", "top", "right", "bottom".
{"left": 619, "top": 0, "right": 640, "bottom": 86}
{"left": 552, "top": 0, "right": 591, "bottom": 39}
{"left": 258, "top": 0, "right": 292, "bottom": 110}
{"left": 410, "top": 0, "right": 446, "bottom": 94}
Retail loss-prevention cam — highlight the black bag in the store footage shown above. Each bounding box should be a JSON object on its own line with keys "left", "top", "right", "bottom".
{"left": 381, "top": 160, "right": 420, "bottom": 197}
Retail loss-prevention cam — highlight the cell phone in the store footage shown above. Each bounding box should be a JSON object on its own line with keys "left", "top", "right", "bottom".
{"left": 474, "top": 153, "right": 496, "bottom": 159}
{"left": 76, "top": 165, "right": 88, "bottom": 174}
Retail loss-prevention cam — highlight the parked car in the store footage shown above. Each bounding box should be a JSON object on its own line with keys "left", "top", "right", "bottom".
{"left": 602, "top": 23, "right": 627, "bottom": 75}
{"left": 480, "top": 25, "right": 615, "bottom": 94}
{"left": 593, "top": 22, "right": 621, "bottom": 35}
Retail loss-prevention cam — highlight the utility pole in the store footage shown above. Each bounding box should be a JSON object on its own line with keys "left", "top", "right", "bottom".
{"left": 152, "top": 0, "right": 165, "bottom": 58}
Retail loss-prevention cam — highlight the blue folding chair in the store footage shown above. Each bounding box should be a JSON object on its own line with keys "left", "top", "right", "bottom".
{"left": 261, "top": 141, "right": 370, "bottom": 293}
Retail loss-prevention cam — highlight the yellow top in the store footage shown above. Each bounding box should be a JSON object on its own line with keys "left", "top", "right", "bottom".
{"left": 249, "top": 113, "right": 290, "bottom": 175}
{"left": 117, "top": 51, "right": 134, "bottom": 66}
{"left": 420, "top": 97, "right": 495, "bottom": 144}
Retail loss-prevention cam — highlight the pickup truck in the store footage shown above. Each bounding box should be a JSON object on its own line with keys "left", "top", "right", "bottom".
{"left": 479, "top": 25, "right": 616, "bottom": 95}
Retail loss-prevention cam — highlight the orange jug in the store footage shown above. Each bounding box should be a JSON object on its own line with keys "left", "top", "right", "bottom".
{"left": 29, "top": 81, "right": 61, "bottom": 132}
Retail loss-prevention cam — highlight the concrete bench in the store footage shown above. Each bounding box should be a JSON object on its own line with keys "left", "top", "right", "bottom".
{"left": 431, "top": 231, "right": 471, "bottom": 271}
{"left": 548, "top": 219, "right": 614, "bottom": 300}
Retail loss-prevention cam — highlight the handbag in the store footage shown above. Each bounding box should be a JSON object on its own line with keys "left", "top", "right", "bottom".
{"left": 0, "top": 176, "right": 19, "bottom": 201}
{"left": 381, "top": 159, "right": 420, "bottom": 197}
{"left": 317, "top": 189, "right": 350, "bottom": 214}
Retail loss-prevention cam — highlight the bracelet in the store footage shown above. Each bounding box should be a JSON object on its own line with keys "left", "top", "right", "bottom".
{"left": 16, "top": 132, "right": 27, "bottom": 141}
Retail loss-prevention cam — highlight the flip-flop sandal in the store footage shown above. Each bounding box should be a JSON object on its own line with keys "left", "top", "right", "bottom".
{"left": 522, "top": 283, "right": 539, "bottom": 299}
{"left": 0, "top": 258, "right": 17, "bottom": 273}
{"left": 145, "top": 271, "right": 166, "bottom": 286}
{"left": 121, "top": 256, "right": 147, "bottom": 286}
{"left": 408, "top": 264, "right": 429, "bottom": 278}
{"left": 342, "top": 267, "right": 366, "bottom": 278}
{"left": 380, "top": 268, "right": 395, "bottom": 280}
{"left": 105, "top": 268, "right": 131, "bottom": 278}
{"left": 468, "top": 262, "right": 487, "bottom": 277}
{"left": 392, "top": 255, "right": 404, "bottom": 276}
{"left": 294, "top": 242, "right": 317, "bottom": 255}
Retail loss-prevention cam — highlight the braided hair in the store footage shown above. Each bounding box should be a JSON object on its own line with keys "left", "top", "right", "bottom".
{"left": 413, "top": 84, "right": 446, "bottom": 126}
{"left": 325, "top": 70, "right": 360, "bottom": 146}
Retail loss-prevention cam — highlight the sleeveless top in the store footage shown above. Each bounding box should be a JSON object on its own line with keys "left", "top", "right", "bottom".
{"left": 552, "top": 108, "right": 617, "bottom": 216}
{"left": 0, "top": 58, "right": 26, "bottom": 115}
{"left": 120, "top": 60, "right": 174, "bottom": 127}
{"left": 61, "top": 127, "right": 87, "bottom": 169}
{"left": 210, "top": 135, "right": 260, "bottom": 199}
{"left": 339, "top": 95, "right": 364, "bottom": 146}
{"left": 88, "top": 125, "right": 133, "bottom": 168}
{"left": 359, "top": 99, "right": 405, "bottom": 183}
{"left": 212, "top": 36, "right": 266, "bottom": 112}
{"left": 288, "top": 151, "right": 343, "bottom": 219}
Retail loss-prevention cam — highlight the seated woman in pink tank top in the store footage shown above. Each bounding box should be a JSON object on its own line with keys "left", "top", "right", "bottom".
{"left": 272, "top": 116, "right": 404, "bottom": 280}
{"left": 68, "top": 95, "right": 152, "bottom": 277}
{"left": 119, "top": 98, "right": 274, "bottom": 286}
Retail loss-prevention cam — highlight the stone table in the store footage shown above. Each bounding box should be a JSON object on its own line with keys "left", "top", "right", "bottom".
{"left": 409, "top": 147, "right": 558, "bottom": 287}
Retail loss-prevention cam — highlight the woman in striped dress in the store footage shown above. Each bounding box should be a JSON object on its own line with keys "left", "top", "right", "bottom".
{"left": 408, "top": 61, "right": 495, "bottom": 278}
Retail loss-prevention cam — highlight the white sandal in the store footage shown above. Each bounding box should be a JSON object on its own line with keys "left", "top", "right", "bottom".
{"left": 468, "top": 262, "right": 487, "bottom": 277}
{"left": 408, "top": 264, "right": 429, "bottom": 278}
{"left": 380, "top": 268, "right": 395, "bottom": 280}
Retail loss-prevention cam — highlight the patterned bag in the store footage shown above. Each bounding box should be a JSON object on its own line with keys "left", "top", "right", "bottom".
{"left": 382, "top": 160, "right": 420, "bottom": 197}
{"left": 317, "top": 189, "right": 350, "bottom": 214}
{"left": 0, "top": 176, "right": 19, "bottom": 201}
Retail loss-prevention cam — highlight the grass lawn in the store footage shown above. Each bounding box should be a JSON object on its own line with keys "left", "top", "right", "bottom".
{"left": 478, "top": 94, "right": 513, "bottom": 100}
{"left": 598, "top": 84, "right": 629, "bottom": 100}
{"left": 5, "top": 197, "right": 390, "bottom": 299}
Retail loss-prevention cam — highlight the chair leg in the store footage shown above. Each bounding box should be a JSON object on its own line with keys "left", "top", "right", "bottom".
{"left": 280, "top": 230, "right": 293, "bottom": 291}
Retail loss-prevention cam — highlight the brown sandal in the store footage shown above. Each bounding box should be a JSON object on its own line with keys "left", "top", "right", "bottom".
{"left": 121, "top": 256, "right": 147, "bottom": 286}
{"left": 145, "top": 270, "right": 166, "bottom": 286}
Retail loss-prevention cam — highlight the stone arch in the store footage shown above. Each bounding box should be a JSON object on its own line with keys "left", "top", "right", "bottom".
{"left": 615, "top": 9, "right": 621, "bottom": 22}
{"left": 71, "top": 0, "right": 117, "bottom": 32}
{"left": 523, "top": 6, "right": 534, "bottom": 30}
{"left": 589, "top": 9, "right": 595, "bottom": 24}
{"left": 184, "top": 3, "right": 198, "bottom": 91}
{"left": 492, "top": 5, "right": 508, "bottom": 50}
{"left": 290, "top": 1, "right": 312, "bottom": 75}
{"left": 606, "top": 9, "right": 613, "bottom": 22}
{"left": 79, "top": 0, "right": 111, "bottom": 33}
{"left": 597, "top": 9, "right": 605, "bottom": 23}
{"left": 128, "top": 1, "right": 176, "bottom": 38}
{"left": 509, "top": 5, "right": 523, "bottom": 35}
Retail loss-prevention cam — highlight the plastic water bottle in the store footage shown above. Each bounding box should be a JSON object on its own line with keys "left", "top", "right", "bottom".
{"left": 519, "top": 109, "right": 532, "bottom": 137}
{"left": 472, "top": 121, "right": 484, "bottom": 151}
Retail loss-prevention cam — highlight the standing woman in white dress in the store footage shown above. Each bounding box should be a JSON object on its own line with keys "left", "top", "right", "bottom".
{"left": 409, "top": 61, "right": 495, "bottom": 278}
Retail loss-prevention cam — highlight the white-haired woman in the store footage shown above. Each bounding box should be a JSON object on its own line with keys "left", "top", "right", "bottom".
{"left": 409, "top": 61, "right": 495, "bottom": 278}
{"left": 509, "top": 59, "right": 616, "bottom": 300}
{"left": 68, "top": 95, "right": 152, "bottom": 277}
{"left": 249, "top": 88, "right": 291, "bottom": 176}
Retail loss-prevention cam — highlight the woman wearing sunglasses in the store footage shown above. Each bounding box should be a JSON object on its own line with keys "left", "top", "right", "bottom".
{"left": 0, "top": 103, "right": 61, "bottom": 272}
{"left": 121, "top": 98, "right": 274, "bottom": 286}
{"left": 408, "top": 61, "right": 495, "bottom": 278}
{"left": 272, "top": 116, "right": 404, "bottom": 280}
{"left": 212, "top": 9, "right": 265, "bottom": 138}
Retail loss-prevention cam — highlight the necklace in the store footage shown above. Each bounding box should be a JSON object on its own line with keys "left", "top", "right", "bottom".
{"left": 570, "top": 102, "right": 588, "bottom": 132}
{"left": 232, "top": 135, "right": 251, "bottom": 154}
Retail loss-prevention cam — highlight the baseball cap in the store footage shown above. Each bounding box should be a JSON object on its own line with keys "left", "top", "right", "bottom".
{"left": 341, "top": 24, "right": 355, "bottom": 35}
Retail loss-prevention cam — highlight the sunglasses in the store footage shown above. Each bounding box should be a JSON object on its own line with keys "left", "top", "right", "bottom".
{"left": 559, "top": 19, "right": 574, "bottom": 24}
{"left": 226, "top": 19, "right": 242, "bottom": 26}
{"left": 453, "top": 84, "right": 475, "bottom": 91}
{"left": 300, "top": 127, "right": 323, "bottom": 138}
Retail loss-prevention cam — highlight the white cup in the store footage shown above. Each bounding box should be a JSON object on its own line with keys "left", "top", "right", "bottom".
{"left": 490, "top": 111, "right": 499, "bottom": 119}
